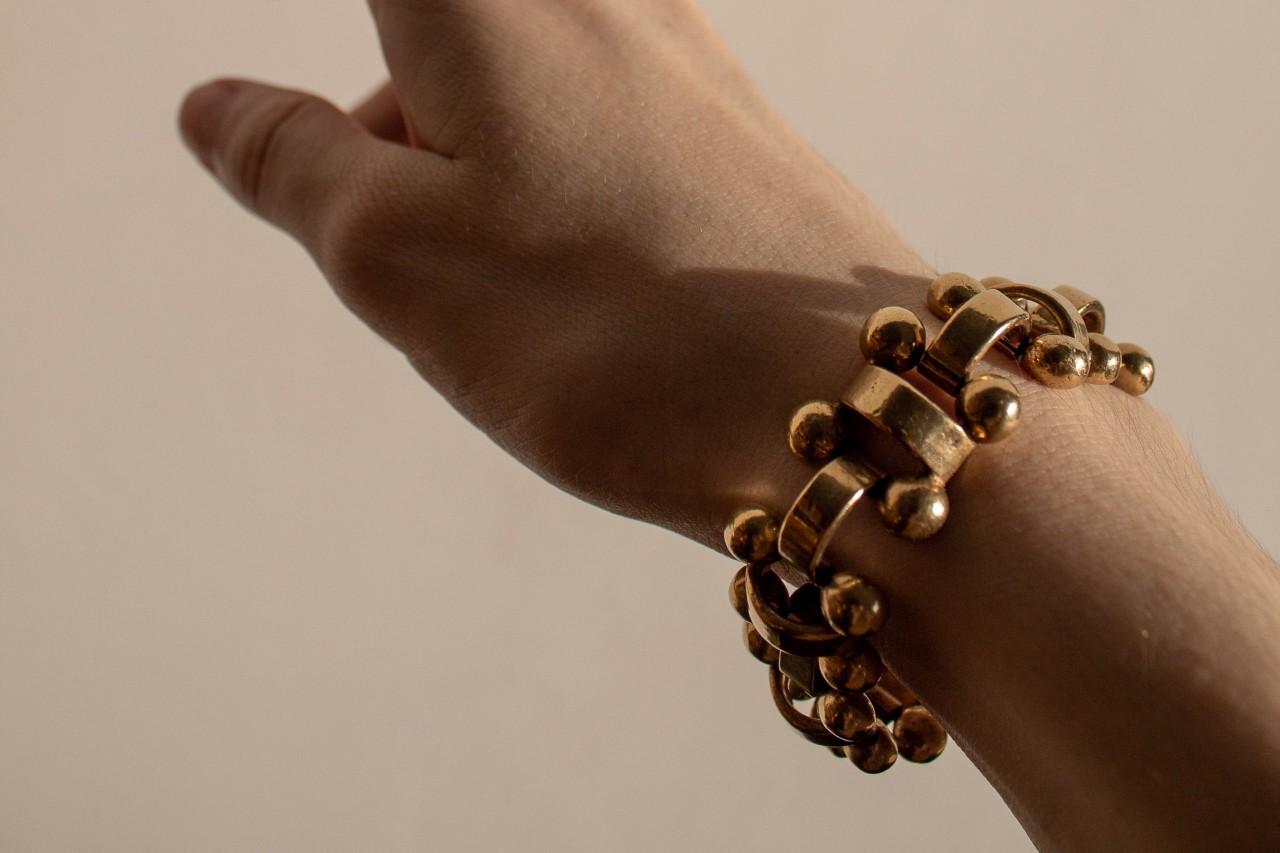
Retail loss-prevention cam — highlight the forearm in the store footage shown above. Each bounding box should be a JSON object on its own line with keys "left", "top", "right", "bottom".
{"left": 758, "top": 332, "right": 1280, "bottom": 849}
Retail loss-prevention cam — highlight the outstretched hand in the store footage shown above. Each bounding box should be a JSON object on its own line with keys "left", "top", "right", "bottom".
{"left": 178, "top": 0, "right": 932, "bottom": 547}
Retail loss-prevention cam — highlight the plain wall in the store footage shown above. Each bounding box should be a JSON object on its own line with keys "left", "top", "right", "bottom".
{"left": 2, "top": 1, "right": 1277, "bottom": 850}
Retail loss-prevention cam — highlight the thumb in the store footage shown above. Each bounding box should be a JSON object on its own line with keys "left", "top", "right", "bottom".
{"left": 179, "top": 78, "right": 380, "bottom": 247}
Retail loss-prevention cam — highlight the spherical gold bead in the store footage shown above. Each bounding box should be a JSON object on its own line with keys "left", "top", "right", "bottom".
{"left": 845, "top": 722, "right": 899, "bottom": 773}
{"left": 879, "top": 477, "right": 949, "bottom": 540}
{"left": 1114, "top": 343, "right": 1155, "bottom": 396}
{"left": 742, "top": 623, "right": 778, "bottom": 665}
{"left": 723, "top": 508, "right": 779, "bottom": 563}
{"left": 787, "top": 400, "right": 849, "bottom": 463}
{"left": 816, "top": 691, "right": 877, "bottom": 741}
{"left": 956, "top": 374, "right": 1021, "bottom": 443}
{"left": 820, "top": 574, "right": 885, "bottom": 638}
{"left": 1020, "top": 333, "right": 1090, "bottom": 389}
{"left": 927, "top": 273, "right": 985, "bottom": 319}
{"left": 728, "top": 565, "right": 750, "bottom": 621}
{"left": 1086, "top": 332, "right": 1123, "bottom": 385}
{"left": 819, "top": 641, "right": 884, "bottom": 693}
{"left": 893, "top": 705, "right": 948, "bottom": 763}
{"left": 859, "top": 307, "right": 926, "bottom": 373}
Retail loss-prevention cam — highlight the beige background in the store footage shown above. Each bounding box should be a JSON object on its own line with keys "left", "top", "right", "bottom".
{"left": 3, "top": 1, "right": 1278, "bottom": 851}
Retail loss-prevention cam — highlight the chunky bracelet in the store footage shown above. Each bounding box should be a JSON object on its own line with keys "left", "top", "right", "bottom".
{"left": 724, "top": 273, "right": 1154, "bottom": 773}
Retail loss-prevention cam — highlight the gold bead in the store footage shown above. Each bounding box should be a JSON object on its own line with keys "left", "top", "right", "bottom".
{"left": 844, "top": 722, "right": 899, "bottom": 773}
{"left": 724, "top": 508, "right": 779, "bottom": 563}
{"left": 742, "top": 622, "right": 778, "bottom": 666}
{"left": 816, "top": 691, "right": 877, "bottom": 741}
{"left": 893, "top": 705, "right": 948, "bottom": 763}
{"left": 859, "top": 307, "right": 926, "bottom": 373}
{"left": 1086, "top": 332, "right": 1122, "bottom": 384}
{"left": 1021, "top": 333, "right": 1089, "bottom": 388}
{"left": 879, "top": 476, "right": 949, "bottom": 540}
{"left": 787, "top": 400, "right": 850, "bottom": 463}
{"left": 1114, "top": 343, "right": 1155, "bottom": 396}
{"left": 728, "top": 565, "right": 750, "bottom": 621}
{"left": 820, "top": 574, "right": 885, "bottom": 637}
{"left": 956, "top": 375, "right": 1021, "bottom": 443}
{"left": 819, "top": 641, "right": 884, "bottom": 693}
{"left": 927, "top": 272, "right": 985, "bottom": 320}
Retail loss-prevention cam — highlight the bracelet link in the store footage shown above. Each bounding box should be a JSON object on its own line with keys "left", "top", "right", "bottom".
{"left": 723, "top": 271, "right": 1154, "bottom": 772}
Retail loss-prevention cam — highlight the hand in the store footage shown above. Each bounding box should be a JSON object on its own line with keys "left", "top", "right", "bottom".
{"left": 178, "top": 0, "right": 931, "bottom": 548}
{"left": 180, "top": 4, "right": 1280, "bottom": 850}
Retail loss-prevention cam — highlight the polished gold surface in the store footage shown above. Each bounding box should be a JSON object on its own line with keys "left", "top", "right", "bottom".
{"left": 1086, "top": 332, "right": 1123, "bottom": 384}
{"left": 787, "top": 400, "right": 850, "bottom": 463}
{"left": 723, "top": 507, "right": 780, "bottom": 564}
{"left": 755, "top": 563, "right": 790, "bottom": 615}
{"left": 840, "top": 366, "right": 975, "bottom": 480}
{"left": 728, "top": 565, "right": 750, "bottom": 621}
{"left": 926, "top": 272, "right": 985, "bottom": 319}
{"left": 918, "top": 287, "right": 1032, "bottom": 395}
{"left": 778, "top": 455, "right": 880, "bottom": 579}
{"left": 1053, "top": 284, "right": 1106, "bottom": 334}
{"left": 818, "top": 641, "right": 884, "bottom": 694}
{"left": 1115, "top": 342, "right": 1155, "bottom": 396}
{"left": 867, "top": 668, "right": 917, "bottom": 721}
{"left": 859, "top": 306, "right": 926, "bottom": 373}
{"left": 745, "top": 563, "right": 847, "bottom": 656}
{"left": 778, "top": 651, "right": 829, "bottom": 698}
{"left": 816, "top": 691, "right": 877, "bottom": 741}
{"left": 780, "top": 673, "right": 811, "bottom": 702}
{"left": 742, "top": 622, "right": 778, "bottom": 666}
{"left": 1021, "top": 333, "right": 1090, "bottom": 389}
{"left": 879, "top": 476, "right": 950, "bottom": 540}
{"left": 820, "top": 574, "right": 885, "bottom": 638}
{"left": 988, "top": 280, "right": 1090, "bottom": 347}
{"left": 767, "top": 664, "right": 849, "bottom": 748}
{"left": 893, "top": 705, "right": 948, "bottom": 763}
{"left": 956, "top": 374, "right": 1021, "bottom": 442}
{"left": 845, "top": 723, "right": 899, "bottom": 773}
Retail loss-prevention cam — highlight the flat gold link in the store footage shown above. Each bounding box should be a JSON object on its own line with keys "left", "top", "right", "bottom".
{"left": 916, "top": 288, "right": 1031, "bottom": 395}
{"left": 988, "top": 281, "right": 1089, "bottom": 347}
{"left": 1052, "top": 284, "right": 1106, "bottom": 334}
{"left": 767, "top": 664, "right": 851, "bottom": 747}
{"left": 745, "top": 563, "right": 847, "bottom": 656}
{"left": 778, "top": 455, "right": 880, "bottom": 580}
{"left": 840, "top": 366, "right": 975, "bottom": 480}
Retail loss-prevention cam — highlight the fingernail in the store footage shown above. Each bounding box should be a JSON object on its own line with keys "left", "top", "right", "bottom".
{"left": 179, "top": 80, "right": 241, "bottom": 168}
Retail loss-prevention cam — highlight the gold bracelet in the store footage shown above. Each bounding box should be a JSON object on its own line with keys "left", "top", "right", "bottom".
{"left": 724, "top": 273, "right": 1154, "bottom": 773}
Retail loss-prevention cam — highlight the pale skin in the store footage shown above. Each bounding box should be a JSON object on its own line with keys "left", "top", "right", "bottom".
{"left": 178, "top": 2, "right": 1280, "bottom": 850}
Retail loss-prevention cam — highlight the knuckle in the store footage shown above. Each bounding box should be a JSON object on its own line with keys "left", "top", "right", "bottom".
{"left": 221, "top": 94, "right": 321, "bottom": 212}
{"left": 315, "top": 159, "right": 414, "bottom": 282}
